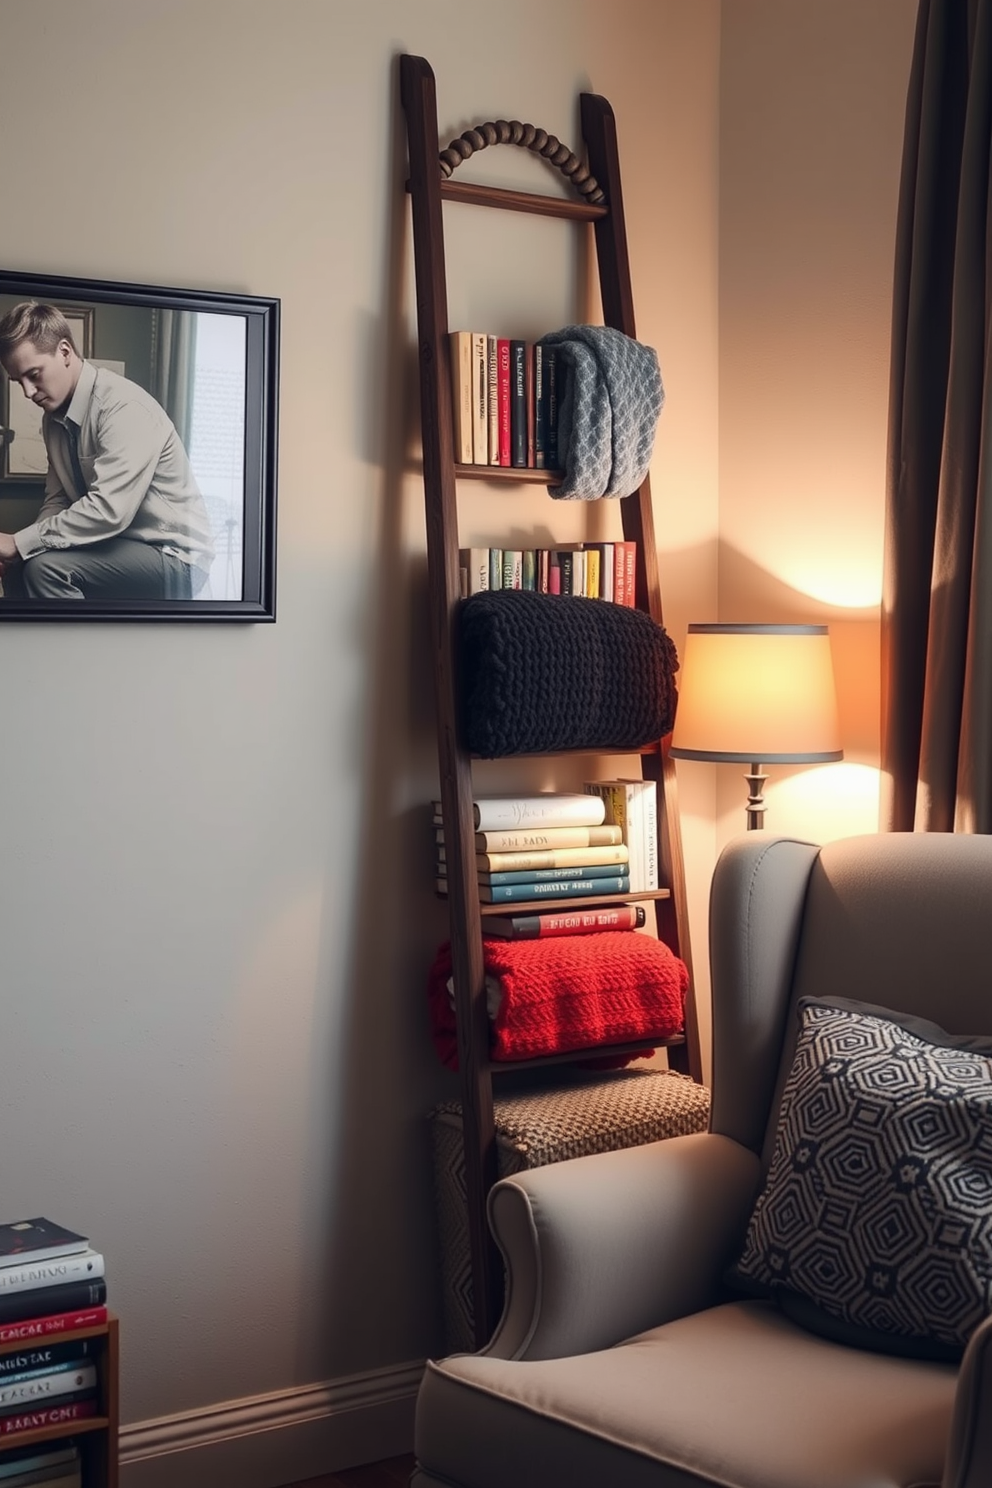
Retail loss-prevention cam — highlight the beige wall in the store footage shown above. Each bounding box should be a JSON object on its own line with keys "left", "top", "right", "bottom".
{"left": 0, "top": 2, "right": 719, "bottom": 1482}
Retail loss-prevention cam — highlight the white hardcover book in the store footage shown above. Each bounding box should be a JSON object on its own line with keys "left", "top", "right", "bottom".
{"left": 0, "top": 1361, "right": 97, "bottom": 1408}
{"left": 0, "top": 1251, "right": 104, "bottom": 1295}
{"left": 621, "top": 779, "right": 659, "bottom": 890}
{"left": 458, "top": 548, "right": 490, "bottom": 594}
{"left": 622, "top": 782, "right": 647, "bottom": 892}
{"left": 432, "top": 795, "right": 607, "bottom": 832}
{"left": 471, "top": 332, "right": 488, "bottom": 464}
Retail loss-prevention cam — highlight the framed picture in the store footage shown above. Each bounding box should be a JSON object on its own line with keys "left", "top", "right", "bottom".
{"left": 0, "top": 269, "right": 278, "bottom": 620}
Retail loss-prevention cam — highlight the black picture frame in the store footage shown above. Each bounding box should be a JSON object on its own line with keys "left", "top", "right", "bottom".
{"left": 0, "top": 268, "right": 279, "bottom": 621}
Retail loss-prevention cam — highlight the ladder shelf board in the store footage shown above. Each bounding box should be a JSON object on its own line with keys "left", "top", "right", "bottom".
{"left": 404, "top": 177, "right": 610, "bottom": 221}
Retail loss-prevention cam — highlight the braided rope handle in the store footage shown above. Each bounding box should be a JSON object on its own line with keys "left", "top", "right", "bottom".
{"left": 439, "top": 120, "right": 605, "bottom": 206}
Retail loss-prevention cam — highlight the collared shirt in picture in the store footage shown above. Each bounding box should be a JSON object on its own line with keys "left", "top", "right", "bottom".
{"left": 14, "top": 360, "right": 215, "bottom": 576}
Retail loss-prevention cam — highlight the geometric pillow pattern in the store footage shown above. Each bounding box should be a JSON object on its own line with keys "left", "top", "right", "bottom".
{"left": 734, "top": 996, "right": 992, "bottom": 1352}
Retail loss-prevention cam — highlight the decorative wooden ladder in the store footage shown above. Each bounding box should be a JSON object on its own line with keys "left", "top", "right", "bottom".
{"left": 401, "top": 52, "right": 702, "bottom": 1346}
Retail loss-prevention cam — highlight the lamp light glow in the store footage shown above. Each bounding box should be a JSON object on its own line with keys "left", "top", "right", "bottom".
{"left": 669, "top": 624, "right": 843, "bottom": 829}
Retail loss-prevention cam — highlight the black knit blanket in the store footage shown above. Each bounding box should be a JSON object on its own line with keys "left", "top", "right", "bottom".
{"left": 457, "top": 590, "right": 679, "bottom": 757}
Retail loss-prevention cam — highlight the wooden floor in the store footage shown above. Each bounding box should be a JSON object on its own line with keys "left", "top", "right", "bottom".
{"left": 286, "top": 1454, "right": 415, "bottom": 1487}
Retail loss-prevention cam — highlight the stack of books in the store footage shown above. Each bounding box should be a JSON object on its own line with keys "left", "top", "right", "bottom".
{"left": 434, "top": 793, "right": 635, "bottom": 907}
{"left": 458, "top": 542, "right": 637, "bottom": 602}
{"left": 450, "top": 331, "right": 557, "bottom": 470}
{"left": 0, "top": 1442, "right": 81, "bottom": 1488}
{"left": 584, "top": 780, "right": 659, "bottom": 894}
{"left": 0, "top": 1219, "right": 107, "bottom": 1446}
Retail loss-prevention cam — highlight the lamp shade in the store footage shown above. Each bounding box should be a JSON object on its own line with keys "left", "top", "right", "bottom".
{"left": 669, "top": 624, "right": 843, "bottom": 764}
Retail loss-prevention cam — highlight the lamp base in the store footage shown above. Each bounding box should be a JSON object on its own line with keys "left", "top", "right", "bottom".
{"left": 745, "top": 763, "right": 767, "bottom": 831}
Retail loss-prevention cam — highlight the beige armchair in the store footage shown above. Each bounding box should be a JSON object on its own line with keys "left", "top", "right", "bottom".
{"left": 413, "top": 832, "right": 992, "bottom": 1488}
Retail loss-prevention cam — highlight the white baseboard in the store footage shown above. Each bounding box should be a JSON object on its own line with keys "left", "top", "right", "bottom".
{"left": 120, "top": 1359, "right": 424, "bottom": 1488}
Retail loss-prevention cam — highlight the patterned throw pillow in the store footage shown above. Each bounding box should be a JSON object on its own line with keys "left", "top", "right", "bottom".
{"left": 732, "top": 996, "right": 992, "bottom": 1358}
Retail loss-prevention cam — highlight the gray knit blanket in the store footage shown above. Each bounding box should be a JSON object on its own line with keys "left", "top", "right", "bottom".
{"left": 538, "top": 324, "right": 664, "bottom": 500}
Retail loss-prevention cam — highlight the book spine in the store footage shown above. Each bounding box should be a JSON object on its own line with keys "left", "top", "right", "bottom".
{"left": 538, "top": 549, "right": 549, "bottom": 593}
{"left": 640, "top": 781, "right": 659, "bottom": 890}
{"left": 597, "top": 544, "right": 614, "bottom": 602}
{"left": 478, "top": 863, "right": 634, "bottom": 886}
{"left": 488, "top": 548, "right": 503, "bottom": 591}
{"left": 481, "top": 876, "right": 630, "bottom": 903}
{"left": 0, "top": 1255, "right": 103, "bottom": 1297}
{"left": 0, "top": 1339, "right": 91, "bottom": 1381}
{"left": 0, "top": 1281, "right": 107, "bottom": 1327}
{"left": 521, "top": 550, "right": 536, "bottom": 591}
{"left": 0, "top": 1309, "right": 107, "bottom": 1346}
{"left": 471, "top": 332, "right": 488, "bottom": 463}
{"left": 497, "top": 339, "right": 511, "bottom": 465}
{"left": 486, "top": 335, "right": 499, "bottom": 465}
{"left": 0, "top": 1398, "right": 98, "bottom": 1437}
{"left": 585, "top": 546, "right": 600, "bottom": 599}
{"left": 485, "top": 904, "right": 647, "bottom": 939}
{"left": 458, "top": 548, "right": 490, "bottom": 595}
{"left": 509, "top": 340, "right": 527, "bottom": 466}
{"left": 500, "top": 551, "right": 523, "bottom": 590}
{"left": 613, "top": 543, "right": 626, "bottom": 606}
{"left": 548, "top": 551, "right": 561, "bottom": 595}
{"left": 478, "top": 844, "right": 629, "bottom": 872}
{"left": 545, "top": 348, "right": 558, "bottom": 468}
{"left": 0, "top": 1363, "right": 96, "bottom": 1410}
{"left": 623, "top": 541, "right": 637, "bottom": 606}
{"left": 533, "top": 343, "right": 546, "bottom": 467}
{"left": 621, "top": 782, "right": 647, "bottom": 892}
{"left": 557, "top": 549, "right": 574, "bottom": 594}
{"left": 525, "top": 343, "right": 535, "bottom": 466}
{"left": 449, "top": 331, "right": 474, "bottom": 464}
{"left": 472, "top": 825, "right": 624, "bottom": 852}
{"left": 470, "top": 796, "right": 607, "bottom": 831}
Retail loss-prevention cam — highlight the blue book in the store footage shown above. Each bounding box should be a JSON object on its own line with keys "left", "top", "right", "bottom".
{"left": 480, "top": 875, "right": 631, "bottom": 904}
{"left": 479, "top": 863, "right": 633, "bottom": 886}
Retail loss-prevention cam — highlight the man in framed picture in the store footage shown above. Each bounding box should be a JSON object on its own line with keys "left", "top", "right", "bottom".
{"left": 0, "top": 301, "right": 215, "bottom": 601}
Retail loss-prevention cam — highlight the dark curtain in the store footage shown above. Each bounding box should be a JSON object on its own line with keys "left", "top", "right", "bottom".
{"left": 882, "top": 0, "right": 992, "bottom": 831}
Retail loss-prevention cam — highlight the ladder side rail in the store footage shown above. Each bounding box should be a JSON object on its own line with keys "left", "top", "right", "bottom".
{"left": 580, "top": 90, "right": 702, "bottom": 1083}
{"left": 400, "top": 53, "right": 503, "bottom": 1342}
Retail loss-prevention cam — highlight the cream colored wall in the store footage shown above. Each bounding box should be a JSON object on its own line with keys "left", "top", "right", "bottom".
{"left": 0, "top": 0, "right": 720, "bottom": 1471}
{"left": 705, "top": 0, "right": 917, "bottom": 853}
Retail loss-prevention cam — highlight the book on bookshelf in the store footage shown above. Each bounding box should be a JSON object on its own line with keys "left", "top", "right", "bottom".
{"left": 486, "top": 335, "right": 499, "bottom": 466}
{"left": 466, "top": 844, "right": 629, "bottom": 873}
{"left": 585, "top": 780, "right": 657, "bottom": 892}
{"left": 483, "top": 904, "right": 647, "bottom": 939}
{"left": 545, "top": 346, "right": 558, "bottom": 468}
{"left": 0, "top": 1225, "right": 88, "bottom": 1272}
{"left": 0, "top": 1255, "right": 103, "bottom": 1299}
{"left": 500, "top": 550, "right": 522, "bottom": 590}
{"left": 533, "top": 343, "right": 547, "bottom": 468}
{"left": 0, "top": 1362, "right": 97, "bottom": 1412}
{"left": 458, "top": 548, "right": 490, "bottom": 596}
{"left": 5, "top": 1470, "right": 81, "bottom": 1488}
{"left": 0, "top": 1281, "right": 107, "bottom": 1328}
{"left": 436, "top": 824, "right": 623, "bottom": 852}
{"left": 436, "top": 861, "right": 634, "bottom": 888}
{"left": 0, "top": 1340, "right": 93, "bottom": 1382}
{"left": 521, "top": 549, "right": 536, "bottom": 591}
{"left": 497, "top": 338, "right": 511, "bottom": 465}
{"left": 594, "top": 543, "right": 614, "bottom": 601}
{"left": 548, "top": 550, "right": 561, "bottom": 594}
{"left": 432, "top": 795, "right": 607, "bottom": 831}
{"left": 471, "top": 331, "right": 488, "bottom": 463}
{"left": 448, "top": 331, "right": 474, "bottom": 465}
{"left": 0, "top": 1444, "right": 80, "bottom": 1485}
{"left": 474, "top": 875, "right": 630, "bottom": 904}
{"left": 585, "top": 545, "right": 601, "bottom": 599}
{"left": 487, "top": 548, "right": 502, "bottom": 591}
{"left": 0, "top": 1309, "right": 107, "bottom": 1347}
{"left": 620, "top": 776, "right": 659, "bottom": 890}
{"left": 509, "top": 340, "right": 527, "bottom": 466}
{"left": 524, "top": 343, "right": 535, "bottom": 466}
{"left": 622, "top": 540, "right": 637, "bottom": 605}
{"left": 0, "top": 1398, "right": 98, "bottom": 1439}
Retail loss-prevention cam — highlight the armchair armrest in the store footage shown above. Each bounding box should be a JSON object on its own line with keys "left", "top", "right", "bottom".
{"left": 945, "top": 1313, "right": 992, "bottom": 1488}
{"left": 484, "top": 1130, "right": 761, "bottom": 1360}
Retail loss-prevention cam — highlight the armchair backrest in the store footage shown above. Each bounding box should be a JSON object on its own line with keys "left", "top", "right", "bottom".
{"left": 708, "top": 832, "right": 992, "bottom": 1161}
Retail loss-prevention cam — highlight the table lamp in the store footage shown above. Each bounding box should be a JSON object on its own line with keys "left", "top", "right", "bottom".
{"left": 669, "top": 623, "right": 843, "bottom": 829}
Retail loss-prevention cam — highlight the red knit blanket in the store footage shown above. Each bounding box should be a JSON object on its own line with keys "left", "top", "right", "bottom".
{"left": 427, "top": 931, "right": 687, "bottom": 1069}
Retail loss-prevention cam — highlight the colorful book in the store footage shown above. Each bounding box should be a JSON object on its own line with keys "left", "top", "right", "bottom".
{"left": 0, "top": 1308, "right": 107, "bottom": 1346}
{"left": 0, "top": 1254, "right": 103, "bottom": 1298}
{"left": 432, "top": 795, "right": 607, "bottom": 832}
{"left": 548, "top": 550, "right": 561, "bottom": 594}
{"left": 486, "top": 335, "right": 499, "bottom": 465}
{"left": 0, "top": 1398, "right": 98, "bottom": 1438}
{"left": 0, "top": 1362, "right": 96, "bottom": 1411}
{"left": 0, "top": 1280, "right": 107, "bottom": 1328}
{"left": 458, "top": 548, "right": 490, "bottom": 596}
{"left": 471, "top": 844, "right": 629, "bottom": 873}
{"left": 0, "top": 1340, "right": 92, "bottom": 1381}
{"left": 0, "top": 1224, "right": 88, "bottom": 1272}
{"left": 497, "top": 339, "right": 511, "bottom": 466}
{"left": 437, "top": 861, "right": 633, "bottom": 888}
{"left": 585, "top": 546, "right": 601, "bottom": 599}
{"left": 476, "top": 875, "right": 630, "bottom": 904}
{"left": 585, "top": 780, "right": 656, "bottom": 892}
{"left": 622, "top": 541, "right": 637, "bottom": 606}
{"left": 500, "top": 550, "right": 522, "bottom": 590}
{"left": 487, "top": 548, "right": 502, "bottom": 590}
{"left": 448, "top": 331, "right": 474, "bottom": 464}
{"left": 483, "top": 904, "right": 647, "bottom": 939}
{"left": 471, "top": 331, "right": 488, "bottom": 463}
{"left": 509, "top": 340, "right": 527, "bottom": 466}
{"left": 521, "top": 550, "right": 536, "bottom": 591}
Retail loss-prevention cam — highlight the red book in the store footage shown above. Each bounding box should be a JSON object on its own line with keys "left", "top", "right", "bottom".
{"left": 483, "top": 905, "right": 647, "bottom": 939}
{"left": 622, "top": 542, "right": 637, "bottom": 606}
{"left": 0, "top": 1396, "right": 98, "bottom": 1436}
{"left": 0, "top": 1308, "right": 108, "bottom": 1346}
{"left": 613, "top": 544, "right": 626, "bottom": 606}
{"left": 497, "top": 339, "right": 511, "bottom": 466}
